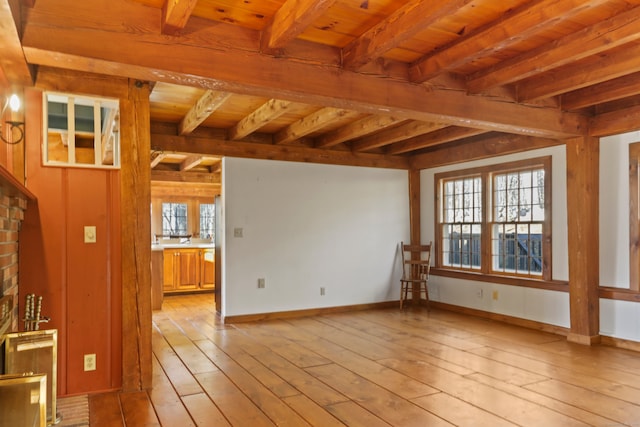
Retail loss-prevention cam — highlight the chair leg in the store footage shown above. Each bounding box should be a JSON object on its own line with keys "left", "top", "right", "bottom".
{"left": 423, "top": 282, "right": 430, "bottom": 312}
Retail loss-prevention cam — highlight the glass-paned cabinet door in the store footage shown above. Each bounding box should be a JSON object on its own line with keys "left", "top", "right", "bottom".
{"left": 43, "top": 92, "right": 120, "bottom": 168}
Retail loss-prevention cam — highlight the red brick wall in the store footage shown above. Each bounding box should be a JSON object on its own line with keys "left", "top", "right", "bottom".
{"left": 0, "top": 190, "right": 29, "bottom": 332}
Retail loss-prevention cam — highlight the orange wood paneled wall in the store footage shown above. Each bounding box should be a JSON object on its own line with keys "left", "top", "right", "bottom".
{"left": 19, "top": 88, "right": 122, "bottom": 396}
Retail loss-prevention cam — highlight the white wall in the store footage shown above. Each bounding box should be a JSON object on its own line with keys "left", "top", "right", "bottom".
{"left": 221, "top": 158, "right": 410, "bottom": 318}
{"left": 421, "top": 146, "right": 571, "bottom": 327}
{"left": 599, "top": 131, "right": 640, "bottom": 341}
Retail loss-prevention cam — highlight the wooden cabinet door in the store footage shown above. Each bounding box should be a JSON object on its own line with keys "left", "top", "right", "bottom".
{"left": 163, "top": 249, "right": 178, "bottom": 292}
{"left": 177, "top": 249, "right": 199, "bottom": 291}
{"left": 200, "top": 249, "right": 215, "bottom": 290}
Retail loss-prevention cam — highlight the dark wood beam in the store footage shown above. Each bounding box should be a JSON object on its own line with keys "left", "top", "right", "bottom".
{"left": 161, "top": 0, "right": 197, "bottom": 35}
{"left": 0, "top": 0, "right": 35, "bottom": 86}
{"left": 566, "top": 136, "right": 600, "bottom": 345}
{"left": 515, "top": 42, "right": 640, "bottom": 102}
{"left": 589, "top": 104, "right": 640, "bottom": 137}
{"left": 151, "top": 169, "right": 220, "bottom": 184}
{"left": 410, "top": 0, "right": 603, "bottom": 83}
{"left": 468, "top": 5, "right": 640, "bottom": 93}
{"left": 263, "top": 0, "right": 337, "bottom": 49}
{"left": 179, "top": 90, "right": 231, "bottom": 135}
{"left": 151, "top": 133, "right": 410, "bottom": 170}
{"left": 342, "top": 0, "right": 473, "bottom": 70}
{"left": 21, "top": 0, "right": 587, "bottom": 139}
{"left": 410, "top": 133, "right": 564, "bottom": 170}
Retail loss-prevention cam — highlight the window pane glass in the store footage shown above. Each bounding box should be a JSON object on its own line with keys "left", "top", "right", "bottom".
{"left": 200, "top": 203, "right": 215, "bottom": 241}
{"left": 162, "top": 203, "right": 188, "bottom": 236}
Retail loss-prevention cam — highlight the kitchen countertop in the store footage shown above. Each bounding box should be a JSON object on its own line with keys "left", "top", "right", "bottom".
{"left": 152, "top": 243, "right": 214, "bottom": 251}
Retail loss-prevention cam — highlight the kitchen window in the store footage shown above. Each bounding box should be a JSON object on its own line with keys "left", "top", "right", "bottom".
{"left": 162, "top": 202, "right": 188, "bottom": 236}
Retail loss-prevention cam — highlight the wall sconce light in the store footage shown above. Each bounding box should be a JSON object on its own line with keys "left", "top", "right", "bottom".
{"left": 1, "top": 94, "right": 25, "bottom": 145}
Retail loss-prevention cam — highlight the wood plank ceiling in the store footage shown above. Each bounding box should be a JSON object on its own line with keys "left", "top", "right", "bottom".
{"left": 4, "top": 0, "right": 640, "bottom": 179}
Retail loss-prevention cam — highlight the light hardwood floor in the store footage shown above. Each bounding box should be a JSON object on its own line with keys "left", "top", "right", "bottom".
{"left": 89, "top": 293, "right": 640, "bottom": 426}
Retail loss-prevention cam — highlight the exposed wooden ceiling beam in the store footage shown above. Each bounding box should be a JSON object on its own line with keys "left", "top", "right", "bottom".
{"left": 315, "top": 115, "right": 405, "bottom": 148}
{"left": 21, "top": 0, "right": 587, "bottom": 138}
{"left": 387, "top": 127, "right": 488, "bottom": 155}
{"left": 0, "top": 0, "right": 34, "bottom": 87}
{"left": 409, "top": 0, "right": 609, "bottom": 83}
{"left": 351, "top": 121, "right": 447, "bottom": 152}
{"left": 161, "top": 0, "right": 197, "bottom": 35}
{"left": 179, "top": 155, "right": 203, "bottom": 171}
{"left": 178, "top": 90, "right": 231, "bottom": 135}
{"left": 562, "top": 71, "right": 640, "bottom": 111}
{"left": 342, "top": 0, "right": 473, "bottom": 71}
{"left": 410, "top": 133, "right": 564, "bottom": 170}
{"left": 590, "top": 104, "right": 640, "bottom": 137}
{"left": 151, "top": 133, "right": 409, "bottom": 169}
{"left": 151, "top": 169, "right": 220, "bottom": 184}
{"left": 228, "top": 99, "right": 292, "bottom": 140}
{"left": 274, "top": 107, "right": 359, "bottom": 145}
{"left": 150, "top": 152, "right": 168, "bottom": 168}
{"left": 468, "top": 6, "right": 640, "bottom": 93}
{"left": 516, "top": 42, "right": 640, "bottom": 101}
{"left": 263, "top": 0, "right": 337, "bottom": 49}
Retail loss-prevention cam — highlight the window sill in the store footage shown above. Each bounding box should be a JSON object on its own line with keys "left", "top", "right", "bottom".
{"left": 430, "top": 268, "right": 568, "bottom": 292}
{"left": 599, "top": 287, "right": 640, "bottom": 302}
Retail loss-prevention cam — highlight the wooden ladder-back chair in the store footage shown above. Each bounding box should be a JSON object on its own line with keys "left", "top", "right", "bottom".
{"left": 400, "top": 242, "right": 432, "bottom": 310}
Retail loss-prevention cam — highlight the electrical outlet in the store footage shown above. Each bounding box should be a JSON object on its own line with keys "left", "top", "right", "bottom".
{"left": 234, "top": 227, "right": 243, "bottom": 238}
{"left": 492, "top": 290, "right": 499, "bottom": 301}
{"left": 257, "top": 278, "right": 265, "bottom": 288}
{"left": 476, "top": 288, "right": 483, "bottom": 298}
{"left": 320, "top": 287, "right": 326, "bottom": 296}
{"left": 84, "top": 354, "right": 96, "bottom": 371}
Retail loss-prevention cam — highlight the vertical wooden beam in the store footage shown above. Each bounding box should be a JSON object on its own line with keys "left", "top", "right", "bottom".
{"left": 566, "top": 136, "right": 600, "bottom": 345}
{"left": 629, "top": 143, "right": 640, "bottom": 291}
{"left": 408, "top": 169, "right": 421, "bottom": 304}
{"left": 120, "top": 79, "right": 152, "bottom": 390}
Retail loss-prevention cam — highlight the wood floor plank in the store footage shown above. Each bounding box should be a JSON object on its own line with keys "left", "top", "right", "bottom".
{"left": 378, "top": 357, "right": 590, "bottom": 426}
{"left": 119, "top": 391, "right": 161, "bottom": 427}
{"left": 306, "top": 363, "right": 453, "bottom": 427}
{"left": 281, "top": 394, "right": 347, "bottom": 427}
{"left": 149, "top": 356, "right": 196, "bottom": 427}
{"left": 411, "top": 392, "right": 517, "bottom": 427}
{"left": 524, "top": 379, "right": 640, "bottom": 425}
{"left": 325, "top": 401, "right": 392, "bottom": 427}
{"left": 94, "top": 293, "right": 640, "bottom": 426}
{"left": 195, "top": 370, "right": 276, "bottom": 427}
{"left": 181, "top": 392, "right": 231, "bottom": 427}
{"left": 194, "top": 339, "right": 313, "bottom": 426}
{"left": 88, "top": 392, "right": 124, "bottom": 427}
{"left": 154, "top": 317, "right": 220, "bottom": 375}
{"left": 469, "top": 373, "right": 620, "bottom": 426}
{"left": 270, "top": 320, "right": 439, "bottom": 399}
{"left": 151, "top": 327, "right": 204, "bottom": 396}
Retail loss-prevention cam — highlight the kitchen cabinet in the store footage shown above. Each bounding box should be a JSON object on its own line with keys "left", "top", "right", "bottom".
{"left": 163, "top": 248, "right": 215, "bottom": 293}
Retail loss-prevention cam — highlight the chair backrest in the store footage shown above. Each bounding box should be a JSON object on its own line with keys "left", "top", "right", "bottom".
{"left": 400, "top": 241, "right": 432, "bottom": 280}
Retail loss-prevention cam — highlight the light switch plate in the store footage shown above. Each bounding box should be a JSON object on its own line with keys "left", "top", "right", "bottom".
{"left": 84, "top": 226, "right": 97, "bottom": 243}
{"left": 234, "top": 227, "right": 243, "bottom": 238}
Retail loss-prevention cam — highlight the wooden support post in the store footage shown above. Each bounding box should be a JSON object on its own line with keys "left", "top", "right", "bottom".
{"left": 408, "top": 169, "right": 421, "bottom": 304}
{"left": 120, "top": 79, "right": 153, "bottom": 390}
{"left": 566, "top": 136, "right": 600, "bottom": 345}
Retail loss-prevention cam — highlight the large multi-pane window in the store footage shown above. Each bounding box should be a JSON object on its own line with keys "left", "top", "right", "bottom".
{"left": 436, "top": 157, "right": 551, "bottom": 280}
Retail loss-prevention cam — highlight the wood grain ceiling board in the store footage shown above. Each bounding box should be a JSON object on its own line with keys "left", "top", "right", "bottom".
{"left": 9, "top": 0, "right": 640, "bottom": 178}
